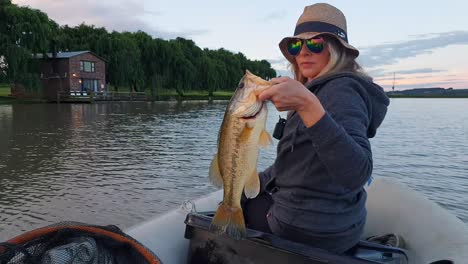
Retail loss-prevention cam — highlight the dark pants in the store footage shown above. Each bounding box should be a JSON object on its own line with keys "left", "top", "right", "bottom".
{"left": 242, "top": 193, "right": 361, "bottom": 254}
{"left": 242, "top": 193, "right": 273, "bottom": 233}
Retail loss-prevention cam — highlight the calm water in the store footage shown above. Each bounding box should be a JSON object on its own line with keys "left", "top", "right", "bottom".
{"left": 0, "top": 99, "right": 467, "bottom": 239}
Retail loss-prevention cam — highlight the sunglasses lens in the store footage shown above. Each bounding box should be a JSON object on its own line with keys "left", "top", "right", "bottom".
{"left": 305, "top": 37, "right": 324, "bottom": 53}
{"left": 287, "top": 39, "right": 302, "bottom": 56}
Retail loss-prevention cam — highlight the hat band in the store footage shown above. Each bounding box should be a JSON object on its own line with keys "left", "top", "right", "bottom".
{"left": 294, "top": 21, "right": 348, "bottom": 43}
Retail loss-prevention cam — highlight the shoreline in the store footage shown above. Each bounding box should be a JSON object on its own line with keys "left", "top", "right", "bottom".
{"left": 2, "top": 94, "right": 468, "bottom": 105}
{"left": 0, "top": 95, "right": 233, "bottom": 104}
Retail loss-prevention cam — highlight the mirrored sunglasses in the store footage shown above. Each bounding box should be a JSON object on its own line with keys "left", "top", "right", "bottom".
{"left": 287, "top": 37, "right": 325, "bottom": 56}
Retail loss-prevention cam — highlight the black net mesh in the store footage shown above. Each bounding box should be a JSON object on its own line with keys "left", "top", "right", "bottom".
{"left": 0, "top": 221, "right": 161, "bottom": 264}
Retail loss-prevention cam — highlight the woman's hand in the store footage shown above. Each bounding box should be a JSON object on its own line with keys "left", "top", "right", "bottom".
{"left": 259, "top": 77, "right": 326, "bottom": 128}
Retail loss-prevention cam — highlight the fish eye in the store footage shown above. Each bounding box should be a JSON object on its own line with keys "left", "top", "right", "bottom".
{"left": 238, "top": 82, "right": 244, "bottom": 89}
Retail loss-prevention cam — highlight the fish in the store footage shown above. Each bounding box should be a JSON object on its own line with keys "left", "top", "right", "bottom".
{"left": 209, "top": 70, "right": 273, "bottom": 239}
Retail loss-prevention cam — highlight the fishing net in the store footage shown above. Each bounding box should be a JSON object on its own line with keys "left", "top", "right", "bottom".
{"left": 0, "top": 221, "right": 161, "bottom": 264}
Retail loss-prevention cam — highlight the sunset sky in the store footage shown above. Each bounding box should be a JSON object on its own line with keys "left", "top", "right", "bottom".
{"left": 13, "top": 0, "right": 468, "bottom": 90}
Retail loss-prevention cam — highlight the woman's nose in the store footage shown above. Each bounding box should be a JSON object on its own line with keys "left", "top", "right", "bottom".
{"left": 298, "top": 43, "right": 311, "bottom": 56}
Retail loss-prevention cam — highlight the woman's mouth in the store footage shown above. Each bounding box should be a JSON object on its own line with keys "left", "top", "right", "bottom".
{"left": 300, "top": 62, "right": 315, "bottom": 67}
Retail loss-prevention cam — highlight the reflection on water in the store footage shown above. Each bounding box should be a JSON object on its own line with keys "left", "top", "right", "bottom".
{"left": 0, "top": 99, "right": 467, "bottom": 239}
{"left": 0, "top": 101, "right": 281, "bottom": 238}
{"left": 371, "top": 99, "right": 468, "bottom": 224}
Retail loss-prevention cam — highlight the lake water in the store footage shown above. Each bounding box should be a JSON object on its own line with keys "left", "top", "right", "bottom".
{"left": 0, "top": 99, "right": 467, "bottom": 239}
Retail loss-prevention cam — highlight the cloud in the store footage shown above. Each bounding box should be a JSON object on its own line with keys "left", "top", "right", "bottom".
{"left": 12, "top": 0, "right": 208, "bottom": 39}
{"left": 358, "top": 31, "right": 468, "bottom": 68}
{"left": 267, "top": 57, "right": 287, "bottom": 65}
{"left": 267, "top": 57, "right": 294, "bottom": 77}
{"left": 394, "top": 68, "right": 446, "bottom": 75}
{"left": 262, "top": 10, "right": 287, "bottom": 22}
{"left": 368, "top": 67, "right": 447, "bottom": 78}
{"left": 388, "top": 79, "right": 468, "bottom": 90}
{"left": 275, "top": 69, "right": 293, "bottom": 78}
{"left": 376, "top": 72, "right": 468, "bottom": 90}
{"left": 376, "top": 74, "right": 443, "bottom": 82}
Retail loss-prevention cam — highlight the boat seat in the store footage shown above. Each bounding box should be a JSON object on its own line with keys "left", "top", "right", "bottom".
{"left": 185, "top": 212, "right": 409, "bottom": 264}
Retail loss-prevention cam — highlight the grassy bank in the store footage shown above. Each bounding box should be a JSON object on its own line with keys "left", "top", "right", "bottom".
{"left": 106, "top": 86, "right": 234, "bottom": 101}
{"left": 0, "top": 84, "right": 10, "bottom": 96}
{"left": 0, "top": 85, "right": 234, "bottom": 104}
{"left": 156, "top": 90, "right": 233, "bottom": 101}
{"left": 0, "top": 84, "right": 48, "bottom": 104}
{"left": 0, "top": 84, "right": 14, "bottom": 104}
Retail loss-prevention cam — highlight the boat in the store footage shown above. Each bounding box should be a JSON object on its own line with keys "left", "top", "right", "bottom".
{"left": 127, "top": 177, "right": 468, "bottom": 263}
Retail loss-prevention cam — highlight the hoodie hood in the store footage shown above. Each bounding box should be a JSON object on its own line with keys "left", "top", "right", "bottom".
{"left": 305, "top": 72, "right": 389, "bottom": 138}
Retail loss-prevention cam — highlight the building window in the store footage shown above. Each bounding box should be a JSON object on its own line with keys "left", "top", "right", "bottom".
{"left": 80, "top": 61, "right": 95, "bottom": 72}
{"left": 81, "top": 79, "right": 99, "bottom": 92}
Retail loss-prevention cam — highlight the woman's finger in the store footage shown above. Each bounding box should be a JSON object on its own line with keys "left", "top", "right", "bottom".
{"left": 258, "top": 86, "right": 277, "bottom": 101}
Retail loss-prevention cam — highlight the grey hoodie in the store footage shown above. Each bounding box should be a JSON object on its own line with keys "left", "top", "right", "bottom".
{"left": 261, "top": 72, "right": 389, "bottom": 253}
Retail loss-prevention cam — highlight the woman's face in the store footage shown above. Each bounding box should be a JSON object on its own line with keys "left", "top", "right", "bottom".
{"left": 295, "top": 40, "right": 330, "bottom": 81}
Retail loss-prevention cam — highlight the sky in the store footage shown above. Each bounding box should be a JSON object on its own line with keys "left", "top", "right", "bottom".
{"left": 12, "top": 0, "right": 468, "bottom": 90}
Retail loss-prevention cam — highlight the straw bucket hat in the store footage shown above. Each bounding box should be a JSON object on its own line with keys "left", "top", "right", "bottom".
{"left": 279, "top": 3, "right": 359, "bottom": 63}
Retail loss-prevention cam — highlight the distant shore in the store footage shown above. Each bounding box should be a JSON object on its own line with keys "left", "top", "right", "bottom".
{"left": 2, "top": 86, "right": 468, "bottom": 104}
{"left": 386, "top": 87, "right": 468, "bottom": 98}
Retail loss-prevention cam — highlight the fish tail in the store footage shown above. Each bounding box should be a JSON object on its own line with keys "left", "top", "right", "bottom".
{"left": 209, "top": 203, "right": 246, "bottom": 240}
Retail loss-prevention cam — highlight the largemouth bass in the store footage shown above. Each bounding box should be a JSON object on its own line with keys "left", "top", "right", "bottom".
{"left": 209, "top": 70, "right": 273, "bottom": 239}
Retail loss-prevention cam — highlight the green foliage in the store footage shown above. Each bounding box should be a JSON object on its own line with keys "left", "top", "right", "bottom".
{"left": 0, "top": 2, "right": 277, "bottom": 96}
{"left": 0, "top": 84, "right": 10, "bottom": 96}
{"left": 0, "top": 1, "right": 57, "bottom": 93}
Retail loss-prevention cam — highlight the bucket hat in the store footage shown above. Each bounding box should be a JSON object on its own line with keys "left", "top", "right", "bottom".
{"left": 279, "top": 3, "right": 359, "bottom": 63}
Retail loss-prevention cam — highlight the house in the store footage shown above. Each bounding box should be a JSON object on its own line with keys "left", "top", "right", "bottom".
{"left": 37, "top": 51, "right": 106, "bottom": 100}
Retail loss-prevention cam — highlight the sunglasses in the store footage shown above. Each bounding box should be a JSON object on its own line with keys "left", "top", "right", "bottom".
{"left": 286, "top": 37, "right": 325, "bottom": 56}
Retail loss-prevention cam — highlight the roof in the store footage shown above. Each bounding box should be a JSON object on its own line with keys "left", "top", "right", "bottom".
{"left": 34, "top": 51, "right": 107, "bottom": 61}
{"left": 35, "top": 51, "right": 89, "bottom": 59}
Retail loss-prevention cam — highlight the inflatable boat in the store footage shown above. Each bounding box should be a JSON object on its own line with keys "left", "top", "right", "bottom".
{"left": 127, "top": 177, "right": 468, "bottom": 263}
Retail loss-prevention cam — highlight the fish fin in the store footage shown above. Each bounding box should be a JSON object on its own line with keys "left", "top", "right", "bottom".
{"left": 258, "top": 129, "right": 272, "bottom": 147}
{"left": 209, "top": 154, "right": 223, "bottom": 188}
{"left": 244, "top": 168, "right": 260, "bottom": 199}
{"left": 209, "top": 203, "right": 246, "bottom": 240}
{"left": 239, "top": 125, "right": 253, "bottom": 144}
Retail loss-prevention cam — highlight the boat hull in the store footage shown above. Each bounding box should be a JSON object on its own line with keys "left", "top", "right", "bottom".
{"left": 127, "top": 177, "right": 468, "bottom": 263}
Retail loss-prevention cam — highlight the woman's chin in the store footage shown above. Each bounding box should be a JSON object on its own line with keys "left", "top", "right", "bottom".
{"left": 300, "top": 69, "right": 319, "bottom": 80}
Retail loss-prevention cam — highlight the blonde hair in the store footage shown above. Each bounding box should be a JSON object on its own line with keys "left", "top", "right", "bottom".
{"left": 291, "top": 36, "right": 371, "bottom": 84}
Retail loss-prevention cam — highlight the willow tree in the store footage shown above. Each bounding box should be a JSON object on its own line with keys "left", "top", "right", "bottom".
{"left": 55, "top": 24, "right": 108, "bottom": 52}
{"left": 173, "top": 37, "right": 204, "bottom": 91}
{"left": 0, "top": 1, "right": 57, "bottom": 93}
{"left": 106, "top": 33, "right": 144, "bottom": 92}
{"left": 132, "top": 32, "right": 163, "bottom": 97}
{"left": 199, "top": 55, "right": 217, "bottom": 96}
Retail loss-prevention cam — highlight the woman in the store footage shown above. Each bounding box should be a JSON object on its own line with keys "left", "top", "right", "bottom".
{"left": 242, "top": 3, "right": 390, "bottom": 253}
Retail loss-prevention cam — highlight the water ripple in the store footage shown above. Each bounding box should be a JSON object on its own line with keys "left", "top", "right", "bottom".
{"left": 0, "top": 99, "right": 467, "bottom": 239}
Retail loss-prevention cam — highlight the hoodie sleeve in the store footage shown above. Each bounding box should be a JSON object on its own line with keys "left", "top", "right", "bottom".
{"left": 305, "top": 77, "right": 373, "bottom": 190}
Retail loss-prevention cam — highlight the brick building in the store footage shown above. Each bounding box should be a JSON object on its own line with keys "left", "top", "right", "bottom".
{"left": 37, "top": 51, "right": 106, "bottom": 99}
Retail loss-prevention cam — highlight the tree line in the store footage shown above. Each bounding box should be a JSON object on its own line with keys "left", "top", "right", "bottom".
{"left": 0, "top": 0, "right": 276, "bottom": 96}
